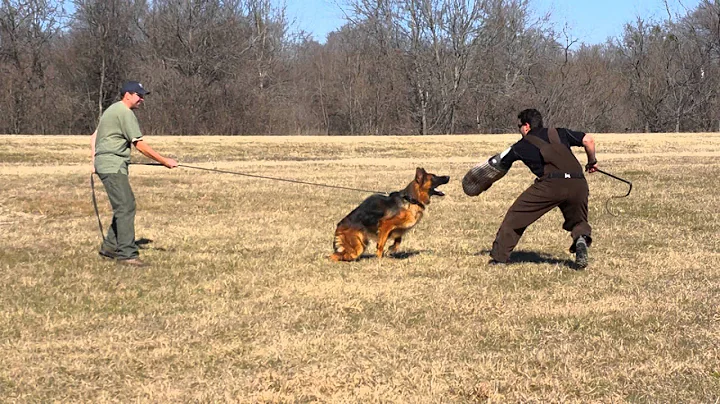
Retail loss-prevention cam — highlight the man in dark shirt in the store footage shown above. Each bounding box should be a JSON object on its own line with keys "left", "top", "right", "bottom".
{"left": 489, "top": 109, "right": 598, "bottom": 268}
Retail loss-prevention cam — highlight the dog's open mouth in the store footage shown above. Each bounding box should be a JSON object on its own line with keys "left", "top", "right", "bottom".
{"left": 430, "top": 175, "right": 450, "bottom": 197}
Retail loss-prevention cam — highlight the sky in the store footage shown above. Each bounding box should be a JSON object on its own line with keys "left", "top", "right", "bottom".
{"left": 285, "top": 0, "right": 704, "bottom": 45}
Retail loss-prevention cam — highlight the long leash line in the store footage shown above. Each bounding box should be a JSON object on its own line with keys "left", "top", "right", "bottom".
{"left": 133, "top": 162, "right": 387, "bottom": 194}
{"left": 92, "top": 163, "right": 634, "bottom": 241}
{"left": 91, "top": 162, "right": 387, "bottom": 240}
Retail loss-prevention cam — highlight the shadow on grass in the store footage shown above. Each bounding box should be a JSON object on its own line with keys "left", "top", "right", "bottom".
{"left": 355, "top": 250, "right": 425, "bottom": 261}
{"left": 476, "top": 249, "right": 577, "bottom": 268}
{"left": 136, "top": 238, "right": 167, "bottom": 251}
{"left": 387, "top": 250, "right": 423, "bottom": 259}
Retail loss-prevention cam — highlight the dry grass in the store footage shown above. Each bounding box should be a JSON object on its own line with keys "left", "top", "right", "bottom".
{"left": 1, "top": 133, "right": 719, "bottom": 403}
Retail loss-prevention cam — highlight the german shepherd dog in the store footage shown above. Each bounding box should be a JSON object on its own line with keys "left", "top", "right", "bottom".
{"left": 330, "top": 168, "right": 450, "bottom": 261}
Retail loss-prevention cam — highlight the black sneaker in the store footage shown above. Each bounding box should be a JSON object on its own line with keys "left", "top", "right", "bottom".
{"left": 575, "top": 237, "right": 589, "bottom": 269}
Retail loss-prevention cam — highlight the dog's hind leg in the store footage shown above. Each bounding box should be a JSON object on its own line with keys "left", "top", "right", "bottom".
{"left": 330, "top": 226, "right": 367, "bottom": 261}
{"left": 384, "top": 229, "right": 404, "bottom": 254}
{"left": 388, "top": 231, "right": 403, "bottom": 254}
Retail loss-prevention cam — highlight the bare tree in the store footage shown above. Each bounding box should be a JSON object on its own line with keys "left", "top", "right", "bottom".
{"left": 619, "top": 18, "right": 671, "bottom": 132}
{"left": 0, "top": 0, "right": 60, "bottom": 133}
{"left": 140, "top": 0, "right": 291, "bottom": 134}
{"left": 57, "top": 0, "right": 145, "bottom": 134}
{"left": 1, "top": 0, "right": 718, "bottom": 135}
{"left": 464, "top": 0, "right": 544, "bottom": 133}
{"left": 343, "top": 0, "right": 498, "bottom": 134}
{"left": 677, "top": 0, "right": 720, "bottom": 131}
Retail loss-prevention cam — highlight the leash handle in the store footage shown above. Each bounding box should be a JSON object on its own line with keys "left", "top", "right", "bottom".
{"left": 596, "top": 168, "right": 632, "bottom": 197}
{"left": 593, "top": 168, "right": 633, "bottom": 217}
{"left": 596, "top": 168, "right": 631, "bottom": 185}
{"left": 90, "top": 173, "right": 105, "bottom": 240}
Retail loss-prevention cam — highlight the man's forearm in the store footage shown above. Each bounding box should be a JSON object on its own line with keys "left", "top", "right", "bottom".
{"left": 582, "top": 134, "right": 596, "bottom": 164}
{"left": 90, "top": 130, "right": 97, "bottom": 170}
{"left": 584, "top": 146, "right": 596, "bottom": 164}
{"left": 134, "top": 140, "right": 168, "bottom": 165}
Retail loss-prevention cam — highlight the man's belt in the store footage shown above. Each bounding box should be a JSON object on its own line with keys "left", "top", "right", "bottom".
{"left": 545, "top": 171, "right": 585, "bottom": 179}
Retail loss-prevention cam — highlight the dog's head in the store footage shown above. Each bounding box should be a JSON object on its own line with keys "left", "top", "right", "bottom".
{"left": 412, "top": 167, "right": 450, "bottom": 203}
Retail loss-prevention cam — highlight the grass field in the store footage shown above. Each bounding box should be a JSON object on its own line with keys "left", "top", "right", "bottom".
{"left": 1, "top": 133, "right": 719, "bottom": 402}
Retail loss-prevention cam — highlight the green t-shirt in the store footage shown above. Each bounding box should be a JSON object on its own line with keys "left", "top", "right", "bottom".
{"left": 94, "top": 101, "right": 143, "bottom": 174}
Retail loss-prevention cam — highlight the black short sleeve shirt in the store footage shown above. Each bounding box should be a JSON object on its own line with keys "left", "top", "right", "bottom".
{"left": 498, "top": 127, "right": 586, "bottom": 177}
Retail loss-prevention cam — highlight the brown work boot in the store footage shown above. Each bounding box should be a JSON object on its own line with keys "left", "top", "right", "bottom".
{"left": 116, "top": 258, "right": 148, "bottom": 267}
{"left": 98, "top": 249, "right": 117, "bottom": 260}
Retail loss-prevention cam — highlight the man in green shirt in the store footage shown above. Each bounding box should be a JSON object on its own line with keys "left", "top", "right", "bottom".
{"left": 91, "top": 81, "right": 178, "bottom": 267}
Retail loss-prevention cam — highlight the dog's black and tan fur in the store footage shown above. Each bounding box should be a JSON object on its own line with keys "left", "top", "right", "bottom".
{"left": 330, "top": 167, "right": 450, "bottom": 261}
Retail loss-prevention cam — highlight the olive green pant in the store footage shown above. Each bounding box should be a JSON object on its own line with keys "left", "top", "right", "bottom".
{"left": 98, "top": 173, "right": 138, "bottom": 259}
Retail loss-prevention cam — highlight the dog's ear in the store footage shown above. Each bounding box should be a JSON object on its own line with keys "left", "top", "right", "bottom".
{"left": 415, "top": 167, "right": 426, "bottom": 183}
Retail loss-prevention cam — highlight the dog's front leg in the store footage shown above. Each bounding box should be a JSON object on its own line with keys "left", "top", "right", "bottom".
{"left": 376, "top": 223, "right": 394, "bottom": 259}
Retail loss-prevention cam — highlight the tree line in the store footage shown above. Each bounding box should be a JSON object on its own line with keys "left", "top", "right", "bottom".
{"left": 1, "top": 0, "right": 719, "bottom": 135}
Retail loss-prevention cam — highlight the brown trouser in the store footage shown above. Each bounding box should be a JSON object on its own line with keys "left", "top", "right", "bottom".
{"left": 490, "top": 178, "right": 591, "bottom": 263}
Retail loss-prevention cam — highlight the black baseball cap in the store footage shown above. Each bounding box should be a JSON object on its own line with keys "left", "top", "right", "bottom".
{"left": 120, "top": 81, "right": 150, "bottom": 96}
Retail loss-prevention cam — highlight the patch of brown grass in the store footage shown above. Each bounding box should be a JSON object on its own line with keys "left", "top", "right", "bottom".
{"left": 1, "top": 133, "right": 719, "bottom": 402}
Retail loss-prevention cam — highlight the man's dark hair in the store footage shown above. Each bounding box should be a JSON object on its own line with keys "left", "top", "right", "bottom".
{"left": 518, "top": 109, "right": 544, "bottom": 129}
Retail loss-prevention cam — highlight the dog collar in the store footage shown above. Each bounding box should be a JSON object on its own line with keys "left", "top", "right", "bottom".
{"left": 403, "top": 195, "right": 426, "bottom": 209}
